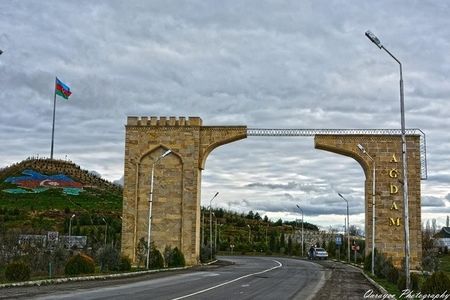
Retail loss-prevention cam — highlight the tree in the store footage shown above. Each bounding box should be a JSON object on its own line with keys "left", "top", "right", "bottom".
{"left": 269, "top": 232, "right": 277, "bottom": 252}
{"left": 422, "top": 221, "right": 439, "bottom": 272}
{"left": 422, "top": 221, "right": 435, "bottom": 253}
{"left": 349, "top": 225, "right": 362, "bottom": 237}
{"left": 279, "top": 232, "right": 286, "bottom": 253}
{"left": 246, "top": 211, "right": 254, "bottom": 220}
{"left": 327, "top": 239, "right": 336, "bottom": 259}
{"left": 135, "top": 237, "right": 147, "bottom": 268}
{"left": 328, "top": 226, "right": 339, "bottom": 234}
{"left": 263, "top": 215, "right": 269, "bottom": 223}
{"left": 287, "top": 236, "right": 293, "bottom": 255}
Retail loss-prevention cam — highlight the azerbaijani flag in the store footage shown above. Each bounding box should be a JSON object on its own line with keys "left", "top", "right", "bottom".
{"left": 55, "top": 77, "right": 72, "bottom": 99}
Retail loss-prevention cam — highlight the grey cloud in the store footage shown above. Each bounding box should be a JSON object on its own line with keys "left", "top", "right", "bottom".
{"left": 1, "top": 0, "right": 450, "bottom": 228}
{"left": 422, "top": 207, "right": 450, "bottom": 214}
{"left": 245, "top": 181, "right": 327, "bottom": 193}
{"left": 422, "top": 196, "right": 446, "bottom": 207}
{"left": 234, "top": 192, "right": 365, "bottom": 217}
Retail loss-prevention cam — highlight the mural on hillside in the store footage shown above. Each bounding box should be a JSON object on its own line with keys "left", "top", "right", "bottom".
{"left": 3, "top": 169, "right": 83, "bottom": 195}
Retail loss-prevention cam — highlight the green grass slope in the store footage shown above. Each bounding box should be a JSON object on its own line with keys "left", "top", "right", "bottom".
{"left": 0, "top": 158, "right": 123, "bottom": 233}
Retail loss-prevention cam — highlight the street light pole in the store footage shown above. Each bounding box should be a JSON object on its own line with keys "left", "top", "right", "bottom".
{"left": 102, "top": 217, "right": 108, "bottom": 247}
{"left": 209, "top": 192, "right": 219, "bottom": 261}
{"left": 201, "top": 210, "right": 205, "bottom": 246}
{"left": 296, "top": 204, "right": 304, "bottom": 257}
{"left": 147, "top": 149, "right": 172, "bottom": 269}
{"left": 265, "top": 223, "right": 269, "bottom": 246}
{"left": 338, "top": 193, "right": 350, "bottom": 263}
{"left": 69, "top": 214, "right": 75, "bottom": 249}
{"left": 365, "top": 30, "right": 410, "bottom": 288}
{"left": 214, "top": 216, "right": 218, "bottom": 253}
{"left": 357, "top": 144, "right": 376, "bottom": 276}
{"left": 218, "top": 223, "right": 223, "bottom": 252}
{"left": 247, "top": 225, "right": 251, "bottom": 243}
{"left": 69, "top": 214, "right": 75, "bottom": 237}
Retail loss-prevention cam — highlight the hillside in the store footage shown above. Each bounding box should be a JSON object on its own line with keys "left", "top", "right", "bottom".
{"left": 0, "top": 158, "right": 122, "bottom": 193}
{"left": 0, "top": 158, "right": 324, "bottom": 257}
{"left": 0, "top": 158, "right": 123, "bottom": 235}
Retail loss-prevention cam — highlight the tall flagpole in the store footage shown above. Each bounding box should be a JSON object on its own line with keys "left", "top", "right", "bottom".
{"left": 50, "top": 77, "right": 57, "bottom": 160}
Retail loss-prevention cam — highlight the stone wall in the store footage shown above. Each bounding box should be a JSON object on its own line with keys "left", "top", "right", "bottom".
{"left": 121, "top": 116, "right": 246, "bottom": 265}
{"left": 315, "top": 134, "right": 422, "bottom": 269}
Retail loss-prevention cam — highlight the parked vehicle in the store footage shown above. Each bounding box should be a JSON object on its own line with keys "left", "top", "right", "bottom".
{"left": 309, "top": 247, "right": 328, "bottom": 260}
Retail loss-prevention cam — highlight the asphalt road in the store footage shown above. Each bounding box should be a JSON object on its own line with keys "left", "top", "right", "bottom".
{"left": 10, "top": 256, "right": 328, "bottom": 300}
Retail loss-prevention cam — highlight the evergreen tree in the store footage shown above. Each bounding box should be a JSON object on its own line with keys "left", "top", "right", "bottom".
{"left": 280, "top": 232, "right": 286, "bottom": 248}
{"left": 269, "top": 232, "right": 276, "bottom": 252}
{"left": 280, "top": 232, "right": 286, "bottom": 253}
{"left": 287, "top": 236, "right": 293, "bottom": 255}
{"left": 275, "top": 236, "right": 280, "bottom": 253}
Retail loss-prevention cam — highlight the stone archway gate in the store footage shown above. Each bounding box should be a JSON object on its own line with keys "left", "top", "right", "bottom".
{"left": 121, "top": 116, "right": 427, "bottom": 269}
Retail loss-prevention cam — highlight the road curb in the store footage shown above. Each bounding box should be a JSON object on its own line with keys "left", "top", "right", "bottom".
{"left": 201, "top": 259, "right": 218, "bottom": 266}
{"left": 0, "top": 266, "right": 191, "bottom": 289}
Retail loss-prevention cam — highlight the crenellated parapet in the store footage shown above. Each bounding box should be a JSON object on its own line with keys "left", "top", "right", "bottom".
{"left": 126, "top": 116, "right": 202, "bottom": 127}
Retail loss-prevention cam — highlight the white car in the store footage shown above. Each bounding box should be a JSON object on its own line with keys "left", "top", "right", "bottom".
{"left": 312, "top": 247, "right": 328, "bottom": 260}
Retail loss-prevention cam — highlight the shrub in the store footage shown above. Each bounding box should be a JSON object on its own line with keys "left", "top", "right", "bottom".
{"left": 386, "top": 265, "right": 399, "bottom": 284}
{"left": 200, "top": 245, "right": 212, "bottom": 263}
{"left": 370, "top": 251, "right": 399, "bottom": 285}
{"left": 382, "top": 258, "right": 399, "bottom": 285}
{"left": 422, "top": 254, "right": 440, "bottom": 272}
{"left": 421, "top": 271, "right": 450, "bottom": 294}
{"left": 5, "top": 261, "right": 31, "bottom": 282}
{"left": 396, "top": 273, "right": 421, "bottom": 291}
{"left": 148, "top": 243, "right": 164, "bottom": 269}
{"left": 374, "top": 251, "right": 387, "bottom": 278}
{"left": 397, "top": 274, "right": 406, "bottom": 291}
{"left": 97, "top": 245, "right": 120, "bottom": 272}
{"left": 168, "top": 247, "right": 185, "bottom": 268}
{"left": 65, "top": 253, "right": 96, "bottom": 276}
{"left": 410, "top": 273, "right": 421, "bottom": 291}
{"left": 364, "top": 250, "right": 374, "bottom": 272}
{"left": 164, "top": 246, "right": 185, "bottom": 268}
{"left": 52, "top": 246, "right": 69, "bottom": 275}
{"left": 119, "top": 256, "right": 132, "bottom": 271}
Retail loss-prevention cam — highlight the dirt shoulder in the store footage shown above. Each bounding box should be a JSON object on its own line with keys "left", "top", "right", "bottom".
{"left": 312, "top": 260, "right": 381, "bottom": 300}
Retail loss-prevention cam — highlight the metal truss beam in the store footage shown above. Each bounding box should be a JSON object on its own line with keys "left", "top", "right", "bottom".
{"left": 247, "top": 128, "right": 427, "bottom": 180}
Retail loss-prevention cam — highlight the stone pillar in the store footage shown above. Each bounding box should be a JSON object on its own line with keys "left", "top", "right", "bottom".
{"left": 315, "top": 134, "right": 422, "bottom": 269}
{"left": 121, "top": 116, "right": 246, "bottom": 265}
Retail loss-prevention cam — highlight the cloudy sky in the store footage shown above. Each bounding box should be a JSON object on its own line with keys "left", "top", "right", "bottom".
{"left": 1, "top": 1, "right": 449, "bottom": 231}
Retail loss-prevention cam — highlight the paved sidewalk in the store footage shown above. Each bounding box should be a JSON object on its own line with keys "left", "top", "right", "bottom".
{"left": 312, "top": 260, "right": 381, "bottom": 300}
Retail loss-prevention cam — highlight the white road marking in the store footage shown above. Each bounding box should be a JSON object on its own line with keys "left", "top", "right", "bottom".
{"left": 171, "top": 260, "right": 283, "bottom": 300}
